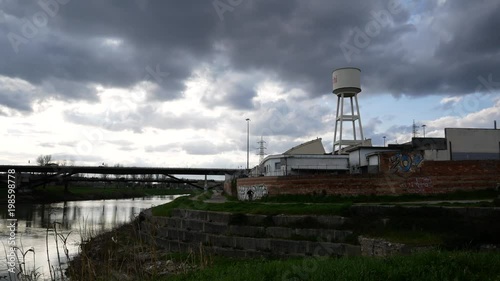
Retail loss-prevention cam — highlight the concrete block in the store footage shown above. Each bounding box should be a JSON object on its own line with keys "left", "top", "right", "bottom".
{"left": 232, "top": 237, "right": 270, "bottom": 251}
{"left": 245, "top": 214, "right": 268, "bottom": 225}
{"left": 229, "top": 225, "right": 265, "bottom": 237}
{"left": 308, "top": 242, "right": 344, "bottom": 257}
{"left": 207, "top": 234, "right": 235, "bottom": 248}
{"left": 212, "top": 246, "right": 248, "bottom": 258}
{"left": 184, "top": 219, "right": 204, "bottom": 231}
{"left": 165, "top": 217, "right": 182, "bottom": 228}
{"left": 157, "top": 227, "right": 169, "bottom": 238}
{"left": 170, "top": 209, "right": 188, "bottom": 218}
{"left": 207, "top": 211, "right": 232, "bottom": 224}
{"left": 185, "top": 209, "right": 209, "bottom": 221}
{"left": 315, "top": 216, "right": 347, "bottom": 228}
{"left": 272, "top": 215, "right": 304, "bottom": 227}
{"left": 344, "top": 244, "right": 361, "bottom": 257}
{"left": 151, "top": 216, "right": 169, "bottom": 227}
{"left": 270, "top": 239, "right": 307, "bottom": 255}
{"left": 155, "top": 237, "right": 170, "bottom": 249}
{"left": 244, "top": 250, "right": 269, "bottom": 258}
{"left": 266, "top": 227, "right": 293, "bottom": 239}
{"left": 183, "top": 231, "right": 206, "bottom": 243}
{"left": 165, "top": 228, "right": 184, "bottom": 241}
{"left": 204, "top": 222, "right": 229, "bottom": 235}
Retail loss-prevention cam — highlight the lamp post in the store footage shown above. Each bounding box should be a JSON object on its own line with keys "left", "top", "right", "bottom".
{"left": 383, "top": 136, "right": 386, "bottom": 147}
{"left": 422, "top": 124, "right": 426, "bottom": 138}
{"left": 246, "top": 118, "right": 250, "bottom": 171}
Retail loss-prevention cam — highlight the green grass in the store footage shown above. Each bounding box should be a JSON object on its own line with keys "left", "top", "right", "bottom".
{"left": 159, "top": 251, "right": 500, "bottom": 281}
{"left": 196, "top": 190, "right": 214, "bottom": 201}
{"left": 259, "top": 189, "right": 500, "bottom": 204}
{"left": 151, "top": 196, "right": 352, "bottom": 217}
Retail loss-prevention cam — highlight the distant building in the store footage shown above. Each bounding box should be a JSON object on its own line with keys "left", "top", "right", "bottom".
{"left": 255, "top": 138, "right": 349, "bottom": 176}
{"left": 252, "top": 127, "right": 499, "bottom": 177}
{"left": 444, "top": 128, "right": 500, "bottom": 160}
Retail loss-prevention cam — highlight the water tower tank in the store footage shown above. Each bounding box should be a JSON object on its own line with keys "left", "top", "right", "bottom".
{"left": 332, "top": 67, "right": 361, "bottom": 97}
{"left": 331, "top": 67, "right": 365, "bottom": 154}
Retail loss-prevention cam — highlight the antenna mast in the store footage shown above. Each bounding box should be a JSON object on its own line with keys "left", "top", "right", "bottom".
{"left": 412, "top": 120, "right": 419, "bottom": 138}
{"left": 257, "top": 136, "right": 267, "bottom": 164}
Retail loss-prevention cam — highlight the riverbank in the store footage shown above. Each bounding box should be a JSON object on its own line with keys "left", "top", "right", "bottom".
{"left": 1, "top": 185, "right": 197, "bottom": 204}
{"left": 66, "top": 192, "right": 500, "bottom": 280}
{"left": 68, "top": 218, "right": 500, "bottom": 281}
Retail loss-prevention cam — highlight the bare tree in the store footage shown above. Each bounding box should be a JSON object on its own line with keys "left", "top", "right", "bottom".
{"left": 36, "top": 154, "right": 52, "bottom": 166}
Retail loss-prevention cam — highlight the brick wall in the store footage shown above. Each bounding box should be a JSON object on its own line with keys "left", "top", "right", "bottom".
{"left": 236, "top": 160, "right": 500, "bottom": 197}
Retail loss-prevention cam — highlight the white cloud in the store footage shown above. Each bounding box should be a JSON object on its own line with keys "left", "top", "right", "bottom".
{"left": 440, "top": 96, "right": 463, "bottom": 104}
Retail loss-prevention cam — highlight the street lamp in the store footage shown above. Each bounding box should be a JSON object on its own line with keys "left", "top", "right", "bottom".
{"left": 422, "top": 124, "right": 427, "bottom": 138}
{"left": 246, "top": 118, "right": 250, "bottom": 171}
{"left": 383, "top": 136, "right": 386, "bottom": 147}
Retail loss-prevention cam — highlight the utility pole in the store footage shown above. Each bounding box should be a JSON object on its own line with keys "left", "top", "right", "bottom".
{"left": 412, "top": 120, "right": 419, "bottom": 138}
{"left": 246, "top": 118, "right": 250, "bottom": 171}
{"left": 257, "top": 136, "right": 267, "bottom": 164}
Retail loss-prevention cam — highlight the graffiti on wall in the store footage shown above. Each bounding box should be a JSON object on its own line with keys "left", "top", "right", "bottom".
{"left": 399, "top": 177, "right": 433, "bottom": 193}
{"left": 237, "top": 185, "right": 268, "bottom": 201}
{"left": 389, "top": 152, "right": 424, "bottom": 173}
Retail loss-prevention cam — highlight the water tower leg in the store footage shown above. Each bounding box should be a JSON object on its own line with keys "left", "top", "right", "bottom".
{"left": 355, "top": 94, "right": 364, "bottom": 140}
{"left": 333, "top": 95, "right": 340, "bottom": 152}
{"left": 339, "top": 93, "right": 345, "bottom": 151}
{"left": 350, "top": 96, "right": 357, "bottom": 140}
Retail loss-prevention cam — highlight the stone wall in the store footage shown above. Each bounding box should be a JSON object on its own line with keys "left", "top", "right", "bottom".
{"left": 139, "top": 205, "right": 500, "bottom": 259}
{"left": 139, "top": 208, "right": 361, "bottom": 258}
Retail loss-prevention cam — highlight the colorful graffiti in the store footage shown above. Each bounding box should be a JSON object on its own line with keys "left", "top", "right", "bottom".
{"left": 389, "top": 152, "right": 424, "bottom": 173}
{"left": 237, "top": 185, "right": 268, "bottom": 201}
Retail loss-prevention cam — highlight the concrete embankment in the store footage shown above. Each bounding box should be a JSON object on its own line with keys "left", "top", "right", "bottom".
{"left": 139, "top": 205, "right": 500, "bottom": 258}
{"left": 139, "top": 208, "right": 361, "bottom": 258}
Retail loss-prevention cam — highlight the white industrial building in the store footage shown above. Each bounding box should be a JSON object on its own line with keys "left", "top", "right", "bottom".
{"left": 254, "top": 138, "right": 349, "bottom": 176}
{"left": 445, "top": 128, "right": 500, "bottom": 160}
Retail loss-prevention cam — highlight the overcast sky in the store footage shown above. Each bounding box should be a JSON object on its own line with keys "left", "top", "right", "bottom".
{"left": 1, "top": 0, "right": 499, "bottom": 168}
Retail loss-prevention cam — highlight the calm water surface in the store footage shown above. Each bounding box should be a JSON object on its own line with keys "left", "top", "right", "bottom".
{"left": 0, "top": 195, "right": 183, "bottom": 280}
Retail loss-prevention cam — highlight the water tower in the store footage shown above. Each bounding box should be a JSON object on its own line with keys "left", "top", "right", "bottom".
{"left": 332, "top": 67, "right": 364, "bottom": 154}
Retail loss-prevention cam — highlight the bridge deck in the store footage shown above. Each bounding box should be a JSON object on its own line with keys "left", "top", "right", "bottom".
{"left": 0, "top": 165, "right": 241, "bottom": 176}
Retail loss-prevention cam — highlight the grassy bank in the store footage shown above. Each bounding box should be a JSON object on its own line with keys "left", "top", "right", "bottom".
{"left": 259, "top": 188, "right": 500, "bottom": 204}
{"left": 151, "top": 196, "right": 352, "bottom": 217}
{"left": 5, "top": 185, "right": 198, "bottom": 203}
{"left": 164, "top": 251, "right": 500, "bottom": 281}
{"left": 67, "top": 217, "right": 500, "bottom": 281}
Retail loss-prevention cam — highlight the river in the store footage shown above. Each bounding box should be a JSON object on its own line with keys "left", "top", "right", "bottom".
{"left": 0, "top": 195, "right": 184, "bottom": 280}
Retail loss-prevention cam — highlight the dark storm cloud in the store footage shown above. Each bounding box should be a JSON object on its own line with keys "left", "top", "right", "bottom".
{"left": 1, "top": 0, "right": 499, "bottom": 115}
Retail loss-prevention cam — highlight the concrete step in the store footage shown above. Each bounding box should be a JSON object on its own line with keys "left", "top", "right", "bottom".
{"left": 152, "top": 233, "right": 361, "bottom": 258}
{"left": 157, "top": 219, "right": 353, "bottom": 243}
{"left": 170, "top": 209, "right": 349, "bottom": 229}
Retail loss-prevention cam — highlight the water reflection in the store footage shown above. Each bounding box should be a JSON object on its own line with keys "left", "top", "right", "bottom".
{"left": 0, "top": 195, "right": 183, "bottom": 280}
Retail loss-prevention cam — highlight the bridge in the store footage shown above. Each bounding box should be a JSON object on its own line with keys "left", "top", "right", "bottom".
{"left": 0, "top": 165, "right": 243, "bottom": 190}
